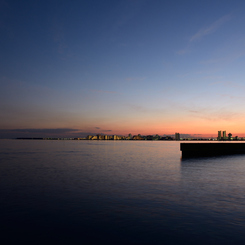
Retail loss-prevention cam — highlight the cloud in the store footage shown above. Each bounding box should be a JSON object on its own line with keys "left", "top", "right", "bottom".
{"left": 190, "top": 14, "right": 231, "bottom": 42}
{"left": 4, "top": 128, "right": 79, "bottom": 134}
{"left": 176, "top": 14, "right": 231, "bottom": 57}
{"left": 0, "top": 128, "right": 81, "bottom": 139}
{"left": 94, "top": 127, "right": 112, "bottom": 132}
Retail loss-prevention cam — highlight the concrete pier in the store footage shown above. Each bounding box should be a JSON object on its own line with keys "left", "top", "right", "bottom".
{"left": 181, "top": 143, "right": 245, "bottom": 158}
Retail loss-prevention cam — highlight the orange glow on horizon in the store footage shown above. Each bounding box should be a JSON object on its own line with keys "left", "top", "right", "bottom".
{"left": 82, "top": 116, "right": 245, "bottom": 138}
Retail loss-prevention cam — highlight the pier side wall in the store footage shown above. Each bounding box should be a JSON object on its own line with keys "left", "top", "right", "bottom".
{"left": 181, "top": 143, "right": 245, "bottom": 158}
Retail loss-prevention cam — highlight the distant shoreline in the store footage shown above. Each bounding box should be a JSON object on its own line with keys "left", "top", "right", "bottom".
{"left": 12, "top": 137, "right": 245, "bottom": 141}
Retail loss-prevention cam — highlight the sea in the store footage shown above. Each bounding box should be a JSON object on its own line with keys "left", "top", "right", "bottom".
{"left": 1, "top": 139, "right": 245, "bottom": 244}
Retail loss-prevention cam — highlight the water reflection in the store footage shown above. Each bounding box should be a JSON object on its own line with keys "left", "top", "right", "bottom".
{"left": 180, "top": 154, "right": 245, "bottom": 230}
{"left": 1, "top": 140, "right": 245, "bottom": 244}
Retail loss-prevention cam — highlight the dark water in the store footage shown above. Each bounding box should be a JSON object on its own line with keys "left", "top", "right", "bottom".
{"left": 1, "top": 140, "right": 245, "bottom": 244}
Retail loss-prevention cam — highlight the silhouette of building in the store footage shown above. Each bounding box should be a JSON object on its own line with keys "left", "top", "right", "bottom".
{"left": 217, "top": 131, "right": 222, "bottom": 140}
{"left": 223, "top": 131, "right": 226, "bottom": 140}
{"left": 132, "top": 135, "right": 144, "bottom": 140}
{"left": 175, "top": 133, "right": 180, "bottom": 140}
{"left": 228, "top": 133, "right": 232, "bottom": 140}
{"left": 217, "top": 130, "right": 227, "bottom": 140}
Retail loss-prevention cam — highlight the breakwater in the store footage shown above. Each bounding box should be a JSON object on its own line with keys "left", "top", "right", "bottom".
{"left": 181, "top": 143, "right": 245, "bottom": 158}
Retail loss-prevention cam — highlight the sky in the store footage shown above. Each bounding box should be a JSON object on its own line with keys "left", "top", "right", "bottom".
{"left": 1, "top": 0, "right": 245, "bottom": 138}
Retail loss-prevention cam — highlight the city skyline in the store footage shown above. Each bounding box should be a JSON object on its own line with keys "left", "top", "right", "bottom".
{"left": 1, "top": 1, "right": 245, "bottom": 139}
{"left": 2, "top": 128, "right": 245, "bottom": 140}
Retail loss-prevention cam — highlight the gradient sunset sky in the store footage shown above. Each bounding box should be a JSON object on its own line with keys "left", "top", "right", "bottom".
{"left": 1, "top": 0, "right": 245, "bottom": 138}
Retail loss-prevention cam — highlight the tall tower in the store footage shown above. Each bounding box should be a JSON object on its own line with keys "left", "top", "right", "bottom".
{"left": 217, "top": 130, "right": 221, "bottom": 140}
{"left": 175, "top": 133, "right": 180, "bottom": 140}
{"left": 223, "top": 131, "right": 226, "bottom": 139}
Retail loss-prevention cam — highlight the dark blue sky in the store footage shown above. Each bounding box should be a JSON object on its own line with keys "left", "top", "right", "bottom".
{"left": 1, "top": 0, "right": 245, "bottom": 138}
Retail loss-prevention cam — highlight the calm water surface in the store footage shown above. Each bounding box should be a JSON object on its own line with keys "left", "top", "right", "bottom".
{"left": 1, "top": 140, "right": 245, "bottom": 244}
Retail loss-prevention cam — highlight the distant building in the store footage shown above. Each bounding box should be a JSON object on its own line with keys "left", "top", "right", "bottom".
{"left": 146, "top": 135, "right": 153, "bottom": 140}
{"left": 153, "top": 134, "right": 160, "bottom": 140}
{"left": 113, "top": 135, "right": 122, "bottom": 140}
{"left": 217, "top": 131, "right": 222, "bottom": 140}
{"left": 223, "top": 131, "right": 226, "bottom": 140}
{"left": 97, "top": 134, "right": 104, "bottom": 140}
{"left": 217, "top": 130, "right": 227, "bottom": 140}
{"left": 164, "top": 136, "right": 174, "bottom": 140}
{"left": 132, "top": 135, "right": 144, "bottom": 140}
{"left": 228, "top": 133, "right": 232, "bottom": 140}
{"left": 175, "top": 133, "right": 180, "bottom": 140}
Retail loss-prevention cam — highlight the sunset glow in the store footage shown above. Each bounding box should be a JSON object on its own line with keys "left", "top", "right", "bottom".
{"left": 1, "top": 1, "right": 245, "bottom": 138}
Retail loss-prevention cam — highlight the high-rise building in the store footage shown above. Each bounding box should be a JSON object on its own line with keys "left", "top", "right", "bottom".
{"left": 175, "top": 133, "right": 180, "bottom": 140}
{"left": 223, "top": 131, "right": 226, "bottom": 139}
{"left": 217, "top": 131, "right": 221, "bottom": 140}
